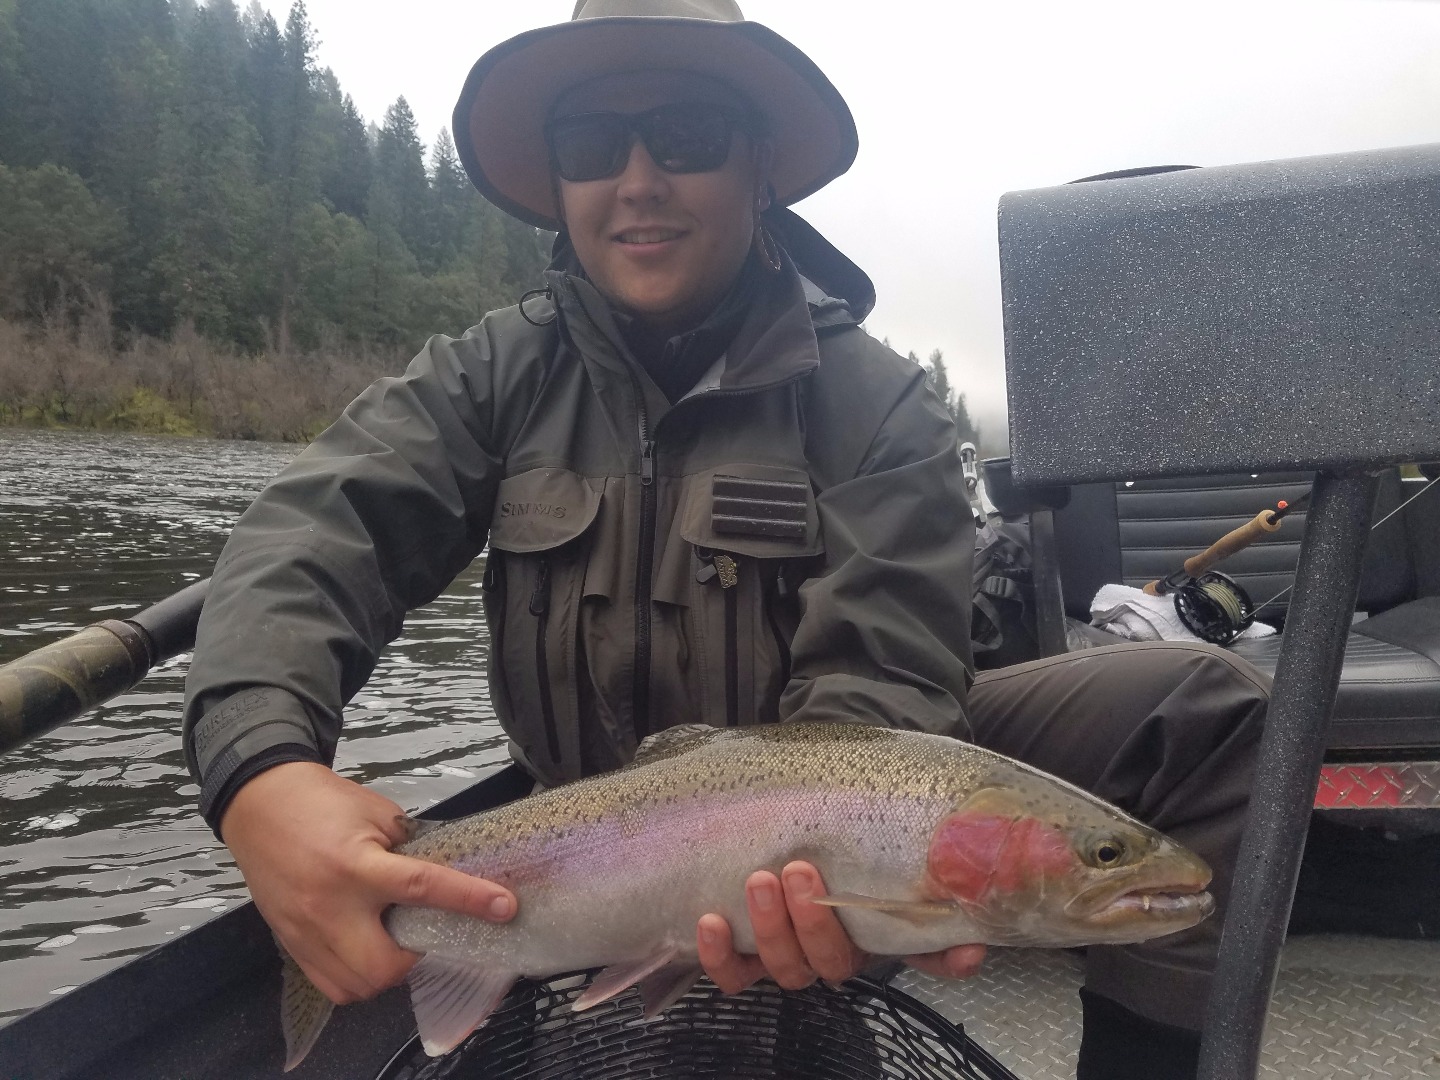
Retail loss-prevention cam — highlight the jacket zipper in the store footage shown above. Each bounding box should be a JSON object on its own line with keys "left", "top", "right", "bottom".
{"left": 767, "top": 562, "right": 793, "bottom": 685}
{"left": 635, "top": 411, "right": 656, "bottom": 738}
{"left": 698, "top": 549, "right": 741, "bottom": 727}
{"left": 562, "top": 280, "right": 808, "bottom": 743}
{"left": 528, "top": 557, "right": 561, "bottom": 764}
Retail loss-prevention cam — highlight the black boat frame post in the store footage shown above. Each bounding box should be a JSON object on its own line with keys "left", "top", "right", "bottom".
{"left": 996, "top": 143, "right": 1440, "bottom": 1077}
{"left": 1197, "top": 471, "right": 1376, "bottom": 1077}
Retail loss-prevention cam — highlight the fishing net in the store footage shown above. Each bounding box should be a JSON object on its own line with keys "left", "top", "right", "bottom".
{"left": 376, "top": 972, "right": 1018, "bottom": 1080}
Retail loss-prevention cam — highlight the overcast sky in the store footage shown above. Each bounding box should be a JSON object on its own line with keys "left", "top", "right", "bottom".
{"left": 257, "top": 0, "right": 1440, "bottom": 433}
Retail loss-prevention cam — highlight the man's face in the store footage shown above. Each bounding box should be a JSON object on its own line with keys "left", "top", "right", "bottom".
{"left": 552, "top": 71, "right": 767, "bottom": 336}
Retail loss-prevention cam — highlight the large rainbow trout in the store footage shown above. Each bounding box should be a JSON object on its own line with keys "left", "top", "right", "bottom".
{"left": 282, "top": 723, "right": 1214, "bottom": 1069}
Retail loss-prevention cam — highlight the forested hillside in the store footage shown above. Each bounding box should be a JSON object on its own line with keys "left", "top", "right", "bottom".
{"left": 0, "top": 0, "right": 550, "bottom": 439}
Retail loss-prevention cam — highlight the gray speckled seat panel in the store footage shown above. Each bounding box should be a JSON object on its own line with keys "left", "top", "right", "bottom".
{"left": 998, "top": 144, "right": 1440, "bottom": 487}
{"left": 1230, "top": 619, "right": 1440, "bottom": 750}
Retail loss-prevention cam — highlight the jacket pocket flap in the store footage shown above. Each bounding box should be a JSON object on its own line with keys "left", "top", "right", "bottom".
{"left": 677, "top": 464, "right": 823, "bottom": 558}
{"left": 489, "top": 468, "right": 602, "bottom": 553}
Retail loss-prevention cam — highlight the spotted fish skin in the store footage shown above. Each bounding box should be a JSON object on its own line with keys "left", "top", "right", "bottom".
{"left": 282, "top": 723, "right": 1213, "bottom": 1069}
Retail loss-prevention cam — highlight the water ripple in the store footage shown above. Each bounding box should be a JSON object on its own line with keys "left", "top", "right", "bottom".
{"left": 0, "top": 430, "right": 505, "bottom": 1024}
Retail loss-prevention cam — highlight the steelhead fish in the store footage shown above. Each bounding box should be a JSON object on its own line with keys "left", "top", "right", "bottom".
{"left": 281, "top": 722, "right": 1214, "bottom": 1069}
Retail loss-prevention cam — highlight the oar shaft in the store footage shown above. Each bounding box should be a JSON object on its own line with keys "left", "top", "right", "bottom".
{"left": 0, "top": 622, "right": 153, "bottom": 755}
{"left": 0, "top": 579, "right": 209, "bottom": 756}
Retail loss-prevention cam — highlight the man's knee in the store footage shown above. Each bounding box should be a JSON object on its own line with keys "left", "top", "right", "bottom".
{"left": 1097, "top": 642, "right": 1270, "bottom": 735}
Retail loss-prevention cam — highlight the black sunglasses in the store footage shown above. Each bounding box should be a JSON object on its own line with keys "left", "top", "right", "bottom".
{"left": 545, "top": 101, "right": 755, "bottom": 183}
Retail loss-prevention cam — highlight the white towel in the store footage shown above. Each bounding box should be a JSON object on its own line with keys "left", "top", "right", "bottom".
{"left": 1090, "top": 583, "right": 1276, "bottom": 644}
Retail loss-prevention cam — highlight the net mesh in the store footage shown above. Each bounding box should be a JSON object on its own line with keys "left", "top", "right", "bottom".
{"left": 377, "top": 972, "right": 1018, "bottom": 1080}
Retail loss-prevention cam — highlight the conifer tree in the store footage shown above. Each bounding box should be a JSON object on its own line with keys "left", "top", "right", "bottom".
{"left": 317, "top": 85, "right": 371, "bottom": 220}
{"left": 0, "top": 0, "right": 29, "bottom": 163}
{"left": 924, "top": 348, "right": 955, "bottom": 415}
{"left": 923, "top": 348, "right": 980, "bottom": 445}
{"left": 266, "top": 1, "right": 322, "bottom": 353}
{"left": 7, "top": 0, "right": 109, "bottom": 175}
{"left": 428, "top": 128, "right": 470, "bottom": 271}
{"left": 151, "top": 0, "right": 264, "bottom": 344}
{"left": 243, "top": 6, "right": 285, "bottom": 176}
{"left": 372, "top": 97, "right": 431, "bottom": 269}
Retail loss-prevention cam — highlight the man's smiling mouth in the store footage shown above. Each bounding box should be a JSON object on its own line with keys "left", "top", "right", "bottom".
{"left": 615, "top": 228, "right": 685, "bottom": 244}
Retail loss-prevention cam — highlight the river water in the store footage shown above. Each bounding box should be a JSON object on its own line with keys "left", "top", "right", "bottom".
{"left": 0, "top": 428, "right": 509, "bottom": 1025}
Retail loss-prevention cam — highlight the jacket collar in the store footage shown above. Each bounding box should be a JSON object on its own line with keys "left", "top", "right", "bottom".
{"left": 545, "top": 250, "right": 827, "bottom": 409}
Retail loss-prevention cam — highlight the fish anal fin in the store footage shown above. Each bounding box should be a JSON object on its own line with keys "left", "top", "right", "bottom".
{"left": 407, "top": 953, "right": 516, "bottom": 1058}
{"left": 810, "top": 893, "right": 958, "bottom": 925}
{"left": 573, "top": 946, "right": 681, "bottom": 1012}
{"left": 637, "top": 960, "right": 704, "bottom": 1018}
{"left": 279, "top": 947, "right": 335, "bottom": 1072}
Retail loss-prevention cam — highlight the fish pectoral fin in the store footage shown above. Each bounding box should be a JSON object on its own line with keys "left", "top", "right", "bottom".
{"left": 279, "top": 945, "right": 335, "bottom": 1072}
{"left": 637, "top": 960, "right": 704, "bottom": 1018}
{"left": 573, "top": 946, "right": 683, "bottom": 1012}
{"left": 811, "top": 893, "right": 959, "bottom": 924}
{"left": 407, "top": 954, "right": 516, "bottom": 1058}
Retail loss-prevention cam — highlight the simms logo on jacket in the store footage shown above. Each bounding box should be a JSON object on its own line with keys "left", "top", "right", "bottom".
{"left": 500, "top": 501, "right": 568, "bottom": 520}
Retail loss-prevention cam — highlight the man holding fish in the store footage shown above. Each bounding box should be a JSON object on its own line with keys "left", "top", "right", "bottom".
{"left": 182, "top": 3, "right": 1270, "bottom": 1077}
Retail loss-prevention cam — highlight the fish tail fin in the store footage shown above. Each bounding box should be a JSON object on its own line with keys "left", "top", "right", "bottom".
{"left": 279, "top": 946, "right": 335, "bottom": 1072}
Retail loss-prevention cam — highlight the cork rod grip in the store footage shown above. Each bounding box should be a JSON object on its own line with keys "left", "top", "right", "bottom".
{"left": 1143, "top": 510, "right": 1282, "bottom": 595}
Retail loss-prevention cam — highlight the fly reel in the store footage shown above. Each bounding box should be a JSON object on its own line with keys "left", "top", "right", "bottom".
{"left": 1171, "top": 571, "right": 1255, "bottom": 646}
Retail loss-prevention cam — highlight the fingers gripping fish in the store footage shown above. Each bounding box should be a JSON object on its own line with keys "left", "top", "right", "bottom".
{"left": 280, "top": 723, "right": 1214, "bottom": 1070}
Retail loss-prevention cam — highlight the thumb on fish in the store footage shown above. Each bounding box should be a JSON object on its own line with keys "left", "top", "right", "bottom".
{"left": 373, "top": 850, "right": 517, "bottom": 922}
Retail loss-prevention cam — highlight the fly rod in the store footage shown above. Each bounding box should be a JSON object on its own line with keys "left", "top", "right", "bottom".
{"left": 1142, "top": 490, "right": 1311, "bottom": 598}
{"left": 1142, "top": 476, "right": 1437, "bottom": 645}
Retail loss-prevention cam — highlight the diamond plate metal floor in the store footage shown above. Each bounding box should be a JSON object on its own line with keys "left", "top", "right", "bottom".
{"left": 895, "top": 935, "right": 1440, "bottom": 1079}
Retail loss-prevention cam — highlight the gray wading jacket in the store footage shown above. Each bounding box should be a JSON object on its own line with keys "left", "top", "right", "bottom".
{"left": 183, "top": 227, "right": 976, "bottom": 833}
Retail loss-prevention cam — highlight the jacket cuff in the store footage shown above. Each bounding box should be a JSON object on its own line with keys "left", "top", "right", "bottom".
{"left": 201, "top": 742, "right": 323, "bottom": 840}
{"left": 190, "top": 686, "right": 324, "bottom": 835}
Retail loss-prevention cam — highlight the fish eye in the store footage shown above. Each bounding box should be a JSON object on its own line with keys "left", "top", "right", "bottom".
{"left": 1090, "top": 838, "right": 1127, "bottom": 867}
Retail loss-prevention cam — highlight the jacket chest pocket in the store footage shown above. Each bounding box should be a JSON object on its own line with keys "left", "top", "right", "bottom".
{"left": 482, "top": 468, "right": 602, "bottom": 782}
{"left": 653, "top": 466, "right": 824, "bottom": 730}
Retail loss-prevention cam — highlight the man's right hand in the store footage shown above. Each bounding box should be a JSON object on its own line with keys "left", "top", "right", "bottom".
{"left": 220, "top": 761, "right": 517, "bottom": 1005}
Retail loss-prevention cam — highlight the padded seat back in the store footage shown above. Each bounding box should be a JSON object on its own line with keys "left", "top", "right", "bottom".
{"left": 1053, "top": 471, "right": 1414, "bottom": 625}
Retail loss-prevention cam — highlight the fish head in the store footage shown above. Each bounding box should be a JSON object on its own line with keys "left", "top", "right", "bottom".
{"left": 924, "top": 770, "right": 1214, "bottom": 947}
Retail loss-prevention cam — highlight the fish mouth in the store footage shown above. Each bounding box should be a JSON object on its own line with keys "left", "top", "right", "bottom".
{"left": 1066, "top": 847, "right": 1214, "bottom": 927}
{"left": 1104, "top": 882, "right": 1215, "bottom": 921}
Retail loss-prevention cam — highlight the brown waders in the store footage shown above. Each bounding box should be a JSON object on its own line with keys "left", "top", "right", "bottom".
{"left": 969, "top": 641, "right": 1270, "bottom": 1034}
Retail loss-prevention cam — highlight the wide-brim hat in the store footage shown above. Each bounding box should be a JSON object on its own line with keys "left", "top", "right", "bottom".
{"left": 452, "top": 0, "right": 858, "bottom": 232}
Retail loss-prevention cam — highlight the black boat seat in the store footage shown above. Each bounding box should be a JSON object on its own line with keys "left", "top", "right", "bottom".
{"left": 1051, "top": 471, "right": 1440, "bottom": 752}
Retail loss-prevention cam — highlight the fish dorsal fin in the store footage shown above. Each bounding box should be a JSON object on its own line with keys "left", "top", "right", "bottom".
{"left": 572, "top": 946, "right": 681, "bottom": 1012}
{"left": 279, "top": 944, "right": 334, "bottom": 1072}
{"left": 407, "top": 954, "right": 516, "bottom": 1057}
{"left": 810, "top": 893, "right": 959, "bottom": 926}
{"left": 632, "top": 724, "right": 718, "bottom": 765}
{"left": 637, "top": 960, "right": 704, "bottom": 1018}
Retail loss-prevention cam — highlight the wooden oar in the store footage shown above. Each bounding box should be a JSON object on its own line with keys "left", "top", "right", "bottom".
{"left": 0, "top": 578, "right": 209, "bottom": 756}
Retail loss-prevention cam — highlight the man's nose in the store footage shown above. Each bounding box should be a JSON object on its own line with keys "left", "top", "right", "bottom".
{"left": 615, "top": 137, "right": 670, "bottom": 202}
